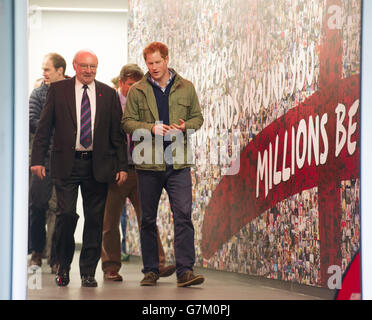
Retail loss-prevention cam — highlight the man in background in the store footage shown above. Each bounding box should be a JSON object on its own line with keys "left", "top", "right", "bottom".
{"left": 29, "top": 52, "right": 67, "bottom": 273}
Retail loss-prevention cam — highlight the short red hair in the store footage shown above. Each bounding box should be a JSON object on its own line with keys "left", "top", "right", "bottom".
{"left": 143, "top": 42, "right": 169, "bottom": 61}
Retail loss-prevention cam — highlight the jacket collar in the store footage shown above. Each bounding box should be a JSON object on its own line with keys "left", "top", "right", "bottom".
{"left": 133, "top": 69, "right": 183, "bottom": 121}
{"left": 136, "top": 68, "right": 182, "bottom": 92}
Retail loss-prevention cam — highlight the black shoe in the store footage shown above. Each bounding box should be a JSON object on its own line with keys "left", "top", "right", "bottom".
{"left": 81, "top": 275, "right": 98, "bottom": 287}
{"left": 55, "top": 267, "right": 70, "bottom": 287}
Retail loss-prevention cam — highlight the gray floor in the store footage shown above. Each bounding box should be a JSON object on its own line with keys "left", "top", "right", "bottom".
{"left": 27, "top": 252, "right": 331, "bottom": 300}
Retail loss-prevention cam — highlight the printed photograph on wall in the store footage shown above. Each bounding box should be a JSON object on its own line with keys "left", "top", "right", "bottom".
{"left": 126, "top": 0, "right": 361, "bottom": 297}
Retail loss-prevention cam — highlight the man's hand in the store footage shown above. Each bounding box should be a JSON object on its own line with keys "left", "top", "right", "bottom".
{"left": 151, "top": 123, "right": 171, "bottom": 136}
{"left": 170, "top": 119, "right": 186, "bottom": 132}
{"left": 116, "top": 171, "right": 128, "bottom": 186}
{"left": 30, "top": 165, "right": 46, "bottom": 180}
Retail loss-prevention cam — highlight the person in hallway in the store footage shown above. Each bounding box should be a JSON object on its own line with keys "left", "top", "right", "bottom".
{"left": 29, "top": 53, "right": 67, "bottom": 273}
{"left": 31, "top": 49, "right": 128, "bottom": 288}
{"left": 101, "top": 64, "right": 176, "bottom": 282}
{"left": 110, "top": 74, "right": 129, "bottom": 263}
{"left": 123, "top": 42, "right": 205, "bottom": 287}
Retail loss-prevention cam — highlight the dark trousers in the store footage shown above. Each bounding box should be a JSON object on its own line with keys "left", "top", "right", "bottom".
{"left": 136, "top": 166, "right": 195, "bottom": 278}
{"left": 53, "top": 157, "right": 108, "bottom": 277}
{"left": 29, "top": 172, "right": 53, "bottom": 253}
{"left": 101, "top": 168, "right": 167, "bottom": 272}
{"left": 29, "top": 157, "right": 58, "bottom": 267}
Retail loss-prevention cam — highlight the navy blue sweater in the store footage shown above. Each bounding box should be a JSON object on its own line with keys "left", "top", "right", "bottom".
{"left": 148, "top": 76, "right": 176, "bottom": 161}
{"left": 148, "top": 76, "right": 176, "bottom": 126}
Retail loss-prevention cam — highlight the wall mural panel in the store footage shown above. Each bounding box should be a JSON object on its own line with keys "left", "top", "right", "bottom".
{"left": 126, "top": 0, "right": 361, "bottom": 290}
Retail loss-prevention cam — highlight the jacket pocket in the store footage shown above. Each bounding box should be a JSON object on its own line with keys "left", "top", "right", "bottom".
{"left": 139, "top": 103, "right": 154, "bottom": 123}
{"left": 176, "top": 98, "right": 191, "bottom": 119}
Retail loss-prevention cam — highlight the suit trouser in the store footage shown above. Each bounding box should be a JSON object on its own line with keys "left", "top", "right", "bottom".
{"left": 101, "top": 167, "right": 166, "bottom": 272}
{"left": 29, "top": 158, "right": 58, "bottom": 268}
{"left": 53, "top": 157, "right": 108, "bottom": 277}
{"left": 137, "top": 166, "right": 195, "bottom": 278}
{"left": 30, "top": 172, "right": 53, "bottom": 253}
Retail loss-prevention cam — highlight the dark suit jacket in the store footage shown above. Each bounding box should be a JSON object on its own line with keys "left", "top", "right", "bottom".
{"left": 31, "top": 77, "right": 128, "bottom": 183}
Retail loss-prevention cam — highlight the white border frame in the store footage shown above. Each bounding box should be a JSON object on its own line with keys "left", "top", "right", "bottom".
{"left": 361, "top": 0, "right": 372, "bottom": 301}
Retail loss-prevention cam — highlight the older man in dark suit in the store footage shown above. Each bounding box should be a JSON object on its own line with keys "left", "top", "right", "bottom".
{"left": 31, "top": 50, "right": 128, "bottom": 287}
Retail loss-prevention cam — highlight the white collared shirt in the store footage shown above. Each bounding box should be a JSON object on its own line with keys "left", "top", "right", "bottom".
{"left": 118, "top": 89, "right": 126, "bottom": 113}
{"left": 75, "top": 79, "right": 96, "bottom": 151}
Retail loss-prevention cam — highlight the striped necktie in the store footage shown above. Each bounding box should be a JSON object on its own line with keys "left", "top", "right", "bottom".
{"left": 80, "top": 84, "right": 92, "bottom": 148}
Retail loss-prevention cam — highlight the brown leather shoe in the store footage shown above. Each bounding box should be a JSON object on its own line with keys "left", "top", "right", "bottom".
{"left": 104, "top": 271, "right": 123, "bottom": 282}
{"left": 177, "top": 271, "right": 205, "bottom": 287}
{"left": 30, "top": 252, "right": 42, "bottom": 268}
{"left": 159, "top": 265, "right": 176, "bottom": 277}
{"left": 140, "top": 272, "right": 159, "bottom": 286}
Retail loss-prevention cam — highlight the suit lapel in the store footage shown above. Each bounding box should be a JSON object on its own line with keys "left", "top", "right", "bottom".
{"left": 94, "top": 80, "right": 103, "bottom": 130}
{"left": 66, "top": 77, "right": 77, "bottom": 128}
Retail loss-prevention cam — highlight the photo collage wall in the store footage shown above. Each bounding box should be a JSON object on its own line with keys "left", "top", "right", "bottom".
{"left": 125, "top": 0, "right": 361, "bottom": 289}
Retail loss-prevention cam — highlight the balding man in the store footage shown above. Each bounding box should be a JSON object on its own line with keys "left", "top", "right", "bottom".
{"left": 31, "top": 50, "right": 128, "bottom": 287}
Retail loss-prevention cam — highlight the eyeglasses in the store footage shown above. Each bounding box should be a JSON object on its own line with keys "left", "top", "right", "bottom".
{"left": 77, "top": 63, "right": 97, "bottom": 71}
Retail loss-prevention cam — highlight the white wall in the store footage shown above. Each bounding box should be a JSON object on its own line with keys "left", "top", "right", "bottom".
{"left": 29, "top": 0, "right": 128, "bottom": 9}
{"left": 28, "top": 9, "right": 128, "bottom": 93}
{"left": 28, "top": 1, "right": 128, "bottom": 244}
